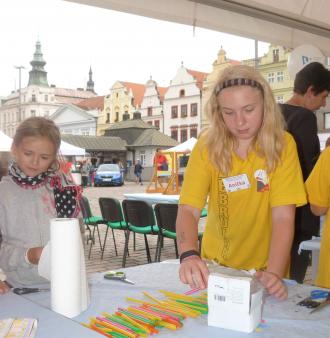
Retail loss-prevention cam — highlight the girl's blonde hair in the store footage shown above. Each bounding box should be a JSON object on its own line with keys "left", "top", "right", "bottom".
{"left": 202, "top": 64, "right": 285, "bottom": 175}
{"left": 13, "top": 117, "right": 61, "bottom": 154}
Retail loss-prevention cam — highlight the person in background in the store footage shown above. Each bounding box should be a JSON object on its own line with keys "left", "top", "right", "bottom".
{"left": 155, "top": 148, "right": 168, "bottom": 171}
{"left": 176, "top": 65, "right": 306, "bottom": 300}
{"left": 118, "top": 160, "right": 125, "bottom": 184}
{"left": 134, "top": 160, "right": 144, "bottom": 185}
{"left": 306, "top": 146, "right": 330, "bottom": 288}
{"left": 80, "top": 159, "right": 90, "bottom": 188}
{"left": 280, "top": 62, "right": 330, "bottom": 283}
{"left": 0, "top": 117, "right": 82, "bottom": 286}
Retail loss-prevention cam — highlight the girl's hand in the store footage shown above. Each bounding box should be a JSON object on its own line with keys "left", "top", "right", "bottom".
{"left": 0, "top": 281, "right": 10, "bottom": 294}
{"left": 255, "top": 270, "right": 288, "bottom": 300}
{"left": 27, "top": 247, "right": 44, "bottom": 265}
{"left": 179, "top": 256, "right": 209, "bottom": 290}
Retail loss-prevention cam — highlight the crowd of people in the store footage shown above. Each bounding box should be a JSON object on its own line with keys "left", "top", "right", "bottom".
{"left": 1, "top": 62, "right": 330, "bottom": 300}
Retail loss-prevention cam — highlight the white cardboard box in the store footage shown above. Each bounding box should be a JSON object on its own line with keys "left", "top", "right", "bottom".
{"left": 208, "top": 268, "right": 263, "bottom": 333}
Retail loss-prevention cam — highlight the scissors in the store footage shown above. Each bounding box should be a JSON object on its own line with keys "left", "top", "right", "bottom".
{"left": 104, "top": 271, "right": 135, "bottom": 285}
{"left": 297, "top": 290, "right": 330, "bottom": 310}
{"left": 13, "top": 287, "right": 50, "bottom": 295}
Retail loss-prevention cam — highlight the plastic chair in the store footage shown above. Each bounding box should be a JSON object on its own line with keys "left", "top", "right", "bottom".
{"left": 98, "top": 197, "right": 129, "bottom": 259}
{"left": 121, "top": 199, "right": 159, "bottom": 267}
{"left": 154, "top": 203, "right": 179, "bottom": 262}
{"left": 154, "top": 203, "right": 204, "bottom": 262}
{"left": 80, "top": 195, "right": 105, "bottom": 259}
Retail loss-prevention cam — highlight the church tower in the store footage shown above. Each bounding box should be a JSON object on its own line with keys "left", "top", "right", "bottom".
{"left": 86, "top": 66, "right": 95, "bottom": 93}
{"left": 28, "top": 40, "right": 49, "bottom": 87}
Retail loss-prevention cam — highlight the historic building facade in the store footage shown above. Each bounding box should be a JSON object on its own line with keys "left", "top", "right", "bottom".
{"left": 163, "top": 63, "right": 208, "bottom": 142}
{"left": 98, "top": 81, "right": 145, "bottom": 136}
{"left": 0, "top": 41, "right": 96, "bottom": 137}
{"left": 201, "top": 47, "right": 240, "bottom": 128}
{"left": 243, "top": 44, "right": 293, "bottom": 104}
{"left": 139, "top": 78, "right": 167, "bottom": 133}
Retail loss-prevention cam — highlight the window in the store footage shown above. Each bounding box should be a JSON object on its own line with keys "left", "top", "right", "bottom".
{"left": 140, "top": 151, "right": 146, "bottom": 165}
{"left": 171, "top": 106, "right": 178, "bottom": 118}
{"left": 273, "top": 49, "right": 279, "bottom": 62}
{"left": 267, "top": 73, "right": 275, "bottom": 84}
{"left": 147, "top": 107, "right": 153, "bottom": 116}
{"left": 181, "top": 104, "right": 188, "bottom": 117}
{"left": 325, "top": 112, "right": 330, "bottom": 129}
{"left": 147, "top": 121, "right": 153, "bottom": 125}
{"left": 179, "top": 89, "right": 185, "bottom": 97}
{"left": 180, "top": 129, "right": 188, "bottom": 142}
{"left": 30, "top": 110, "right": 36, "bottom": 117}
{"left": 190, "top": 125, "right": 198, "bottom": 138}
{"left": 171, "top": 129, "right": 178, "bottom": 141}
{"left": 44, "top": 94, "right": 48, "bottom": 102}
{"left": 275, "top": 96, "right": 284, "bottom": 103}
{"left": 277, "top": 71, "right": 284, "bottom": 82}
{"left": 154, "top": 120, "right": 160, "bottom": 130}
{"left": 115, "top": 111, "right": 119, "bottom": 122}
{"left": 32, "top": 94, "right": 36, "bottom": 102}
{"left": 190, "top": 103, "right": 198, "bottom": 116}
{"left": 106, "top": 112, "right": 110, "bottom": 123}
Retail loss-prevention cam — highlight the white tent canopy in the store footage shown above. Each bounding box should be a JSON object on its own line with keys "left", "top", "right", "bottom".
{"left": 166, "top": 137, "right": 197, "bottom": 153}
{"left": 60, "top": 141, "right": 86, "bottom": 156}
{"left": 67, "top": 0, "right": 330, "bottom": 56}
{"left": 0, "top": 131, "right": 13, "bottom": 152}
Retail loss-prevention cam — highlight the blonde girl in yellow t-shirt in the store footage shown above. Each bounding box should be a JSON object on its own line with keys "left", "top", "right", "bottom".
{"left": 177, "top": 65, "right": 306, "bottom": 300}
{"left": 306, "top": 146, "right": 330, "bottom": 288}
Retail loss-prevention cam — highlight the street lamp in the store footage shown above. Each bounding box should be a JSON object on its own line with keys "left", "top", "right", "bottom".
{"left": 14, "top": 65, "right": 25, "bottom": 122}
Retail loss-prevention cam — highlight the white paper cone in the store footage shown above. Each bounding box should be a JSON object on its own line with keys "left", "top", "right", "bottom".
{"left": 50, "top": 218, "right": 89, "bottom": 318}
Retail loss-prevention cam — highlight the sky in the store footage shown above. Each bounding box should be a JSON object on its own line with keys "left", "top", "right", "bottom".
{"left": 0, "top": 0, "right": 270, "bottom": 97}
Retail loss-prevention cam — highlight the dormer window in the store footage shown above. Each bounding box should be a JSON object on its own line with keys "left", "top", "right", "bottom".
{"left": 273, "top": 49, "right": 279, "bottom": 62}
{"left": 179, "top": 89, "right": 185, "bottom": 97}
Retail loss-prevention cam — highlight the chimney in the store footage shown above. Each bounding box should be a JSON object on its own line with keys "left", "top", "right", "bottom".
{"left": 123, "top": 112, "right": 130, "bottom": 121}
{"left": 133, "top": 111, "right": 141, "bottom": 120}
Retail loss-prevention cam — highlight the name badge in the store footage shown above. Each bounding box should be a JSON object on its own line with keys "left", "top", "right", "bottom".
{"left": 223, "top": 174, "right": 250, "bottom": 192}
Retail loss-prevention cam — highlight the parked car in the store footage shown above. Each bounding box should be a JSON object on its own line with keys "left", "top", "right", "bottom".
{"left": 94, "top": 164, "right": 124, "bottom": 187}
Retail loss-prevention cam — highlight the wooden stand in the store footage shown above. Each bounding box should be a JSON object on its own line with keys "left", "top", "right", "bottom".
{"left": 147, "top": 151, "right": 189, "bottom": 195}
{"left": 146, "top": 152, "right": 174, "bottom": 193}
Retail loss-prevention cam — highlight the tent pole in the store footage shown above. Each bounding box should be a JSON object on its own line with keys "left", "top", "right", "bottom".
{"left": 254, "top": 39, "right": 259, "bottom": 69}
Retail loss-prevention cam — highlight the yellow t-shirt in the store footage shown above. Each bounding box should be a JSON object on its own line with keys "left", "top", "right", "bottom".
{"left": 179, "top": 132, "right": 306, "bottom": 271}
{"left": 305, "top": 146, "right": 330, "bottom": 288}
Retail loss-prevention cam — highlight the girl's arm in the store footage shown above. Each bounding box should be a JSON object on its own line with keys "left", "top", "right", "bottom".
{"left": 0, "top": 281, "right": 10, "bottom": 294}
{"left": 176, "top": 204, "right": 209, "bottom": 289}
{"left": 256, "top": 204, "right": 295, "bottom": 300}
{"left": 26, "top": 247, "right": 44, "bottom": 264}
{"left": 310, "top": 204, "right": 328, "bottom": 216}
{"left": 0, "top": 269, "right": 10, "bottom": 294}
